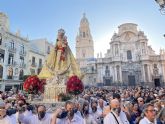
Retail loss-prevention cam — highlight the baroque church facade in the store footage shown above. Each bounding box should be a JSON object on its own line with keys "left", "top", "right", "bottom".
{"left": 76, "top": 15, "right": 165, "bottom": 87}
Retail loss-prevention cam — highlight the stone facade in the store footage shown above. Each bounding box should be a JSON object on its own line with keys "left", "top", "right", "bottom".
{"left": 28, "top": 39, "right": 54, "bottom": 76}
{"left": 0, "top": 12, "right": 29, "bottom": 90}
{"left": 0, "top": 12, "right": 54, "bottom": 91}
{"left": 96, "top": 23, "right": 165, "bottom": 87}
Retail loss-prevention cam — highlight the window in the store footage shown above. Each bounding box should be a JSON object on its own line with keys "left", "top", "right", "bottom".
{"left": 30, "top": 68, "right": 35, "bottom": 75}
{"left": 105, "top": 66, "right": 110, "bottom": 77}
{"left": 20, "top": 56, "right": 24, "bottom": 63}
{"left": 20, "top": 44, "right": 24, "bottom": 54}
{"left": 0, "top": 33, "right": 2, "bottom": 45}
{"left": 37, "top": 68, "right": 41, "bottom": 74}
{"left": 7, "top": 67, "right": 13, "bottom": 79}
{"left": 19, "top": 69, "right": 24, "bottom": 80}
{"left": 115, "top": 44, "right": 119, "bottom": 56}
{"left": 0, "top": 65, "right": 3, "bottom": 79}
{"left": 8, "top": 53, "right": 14, "bottom": 64}
{"left": 15, "top": 68, "right": 18, "bottom": 75}
{"left": 0, "top": 52, "right": 4, "bottom": 62}
{"left": 82, "top": 50, "right": 86, "bottom": 58}
{"left": 83, "top": 32, "right": 85, "bottom": 38}
{"left": 10, "top": 41, "right": 14, "bottom": 49}
{"left": 127, "top": 50, "right": 132, "bottom": 60}
{"left": 39, "top": 59, "right": 42, "bottom": 67}
{"left": 47, "top": 46, "right": 50, "bottom": 54}
{"left": 32, "top": 57, "right": 35, "bottom": 66}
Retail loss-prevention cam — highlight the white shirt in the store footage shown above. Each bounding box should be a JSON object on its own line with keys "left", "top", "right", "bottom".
{"left": 0, "top": 116, "right": 12, "bottom": 124}
{"left": 104, "top": 111, "right": 123, "bottom": 124}
{"left": 91, "top": 111, "right": 102, "bottom": 124}
{"left": 9, "top": 114, "right": 17, "bottom": 124}
{"left": 119, "top": 111, "right": 129, "bottom": 124}
{"left": 56, "top": 114, "right": 84, "bottom": 124}
{"left": 29, "top": 113, "right": 52, "bottom": 124}
{"left": 83, "top": 115, "right": 97, "bottom": 124}
{"left": 139, "top": 117, "right": 156, "bottom": 124}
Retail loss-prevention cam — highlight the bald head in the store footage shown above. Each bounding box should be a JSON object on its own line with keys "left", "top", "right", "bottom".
{"left": 110, "top": 99, "right": 120, "bottom": 109}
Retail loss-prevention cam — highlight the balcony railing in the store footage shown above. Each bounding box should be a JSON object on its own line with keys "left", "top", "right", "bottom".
{"left": 19, "top": 51, "right": 26, "bottom": 56}
{"left": 19, "top": 63, "right": 26, "bottom": 68}
{"left": 31, "top": 63, "right": 37, "bottom": 67}
{"left": 8, "top": 61, "right": 17, "bottom": 66}
{"left": 38, "top": 64, "right": 43, "bottom": 68}
{"left": 7, "top": 75, "right": 13, "bottom": 80}
{"left": 8, "top": 47, "right": 16, "bottom": 53}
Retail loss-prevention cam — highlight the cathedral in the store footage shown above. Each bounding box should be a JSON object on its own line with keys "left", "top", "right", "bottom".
{"left": 76, "top": 15, "right": 165, "bottom": 87}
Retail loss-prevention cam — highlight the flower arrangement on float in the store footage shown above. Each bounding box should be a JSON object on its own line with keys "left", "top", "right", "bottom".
{"left": 23, "top": 75, "right": 46, "bottom": 94}
{"left": 66, "top": 75, "right": 84, "bottom": 96}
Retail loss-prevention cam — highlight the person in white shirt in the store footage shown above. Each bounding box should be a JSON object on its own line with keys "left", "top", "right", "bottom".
{"left": 82, "top": 101, "right": 97, "bottom": 124}
{"left": 104, "top": 99, "right": 123, "bottom": 124}
{"left": 51, "top": 100, "right": 83, "bottom": 124}
{"left": 90, "top": 101, "right": 102, "bottom": 124}
{"left": 19, "top": 105, "right": 52, "bottom": 124}
{"left": 0, "top": 99, "right": 12, "bottom": 124}
{"left": 97, "top": 98, "right": 105, "bottom": 115}
{"left": 139, "top": 103, "right": 157, "bottom": 124}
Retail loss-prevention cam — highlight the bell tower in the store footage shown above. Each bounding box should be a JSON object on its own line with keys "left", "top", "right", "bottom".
{"left": 76, "top": 13, "right": 94, "bottom": 70}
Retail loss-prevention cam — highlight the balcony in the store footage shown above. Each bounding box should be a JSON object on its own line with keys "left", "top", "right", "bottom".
{"left": 19, "top": 51, "right": 26, "bottom": 56}
{"left": 8, "top": 61, "right": 17, "bottom": 67}
{"left": 31, "top": 62, "right": 37, "bottom": 67}
{"left": 8, "top": 47, "right": 16, "bottom": 53}
{"left": 7, "top": 75, "right": 13, "bottom": 80}
{"left": 38, "top": 64, "right": 43, "bottom": 68}
{"left": 19, "top": 63, "right": 26, "bottom": 68}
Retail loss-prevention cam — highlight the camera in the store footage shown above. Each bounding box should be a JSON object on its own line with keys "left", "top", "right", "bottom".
{"left": 56, "top": 110, "right": 68, "bottom": 119}
{"left": 6, "top": 108, "right": 17, "bottom": 116}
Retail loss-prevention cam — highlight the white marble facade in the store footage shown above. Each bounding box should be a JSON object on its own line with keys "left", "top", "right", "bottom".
{"left": 96, "top": 23, "right": 165, "bottom": 87}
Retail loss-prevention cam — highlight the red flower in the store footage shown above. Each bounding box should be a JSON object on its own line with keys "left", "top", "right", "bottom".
{"left": 23, "top": 76, "right": 46, "bottom": 94}
{"left": 66, "top": 75, "right": 84, "bottom": 95}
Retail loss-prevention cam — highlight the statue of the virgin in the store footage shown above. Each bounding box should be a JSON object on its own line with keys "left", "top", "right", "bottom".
{"left": 38, "top": 29, "right": 82, "bottom": 80}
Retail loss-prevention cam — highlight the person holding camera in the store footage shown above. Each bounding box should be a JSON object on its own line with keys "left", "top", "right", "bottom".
{"left": 51, "top": 100, "right": 83, "bottom": 124}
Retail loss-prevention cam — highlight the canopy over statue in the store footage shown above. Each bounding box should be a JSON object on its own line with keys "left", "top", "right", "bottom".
{"left": 38, "top": 28, "right": 82, "bottom": 80}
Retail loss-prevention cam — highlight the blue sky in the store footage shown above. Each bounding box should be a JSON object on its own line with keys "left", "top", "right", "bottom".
{"left": 0, "top": 0, "right": 164, "bottom": 56}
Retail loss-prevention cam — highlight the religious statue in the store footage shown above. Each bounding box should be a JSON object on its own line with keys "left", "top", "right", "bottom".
{"left": 38, "top": 29, "right": 82, "bottom": 81}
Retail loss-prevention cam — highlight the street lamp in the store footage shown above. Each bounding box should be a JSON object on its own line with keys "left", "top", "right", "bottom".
{"left": 155, "top": 0, "right": 165, "bottom": 14}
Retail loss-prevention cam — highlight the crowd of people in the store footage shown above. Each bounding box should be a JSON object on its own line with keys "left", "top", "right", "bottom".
{"left": 0, "top": 86, "right": 165, "bottom": 124}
